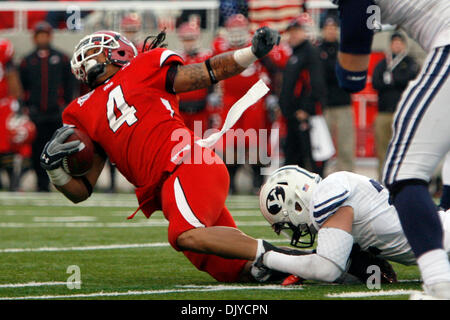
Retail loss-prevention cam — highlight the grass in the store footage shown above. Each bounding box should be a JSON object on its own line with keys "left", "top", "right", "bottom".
{"left": 0, "top": 192, "right": 423, "bottom": 300}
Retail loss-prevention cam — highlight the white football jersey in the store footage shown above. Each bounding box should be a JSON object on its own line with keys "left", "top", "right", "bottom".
{"left": 374, "top": 0, "right": 450, "bottom": 51}
{"left": 309, "top": 171, "right": 450, "bottom": 265}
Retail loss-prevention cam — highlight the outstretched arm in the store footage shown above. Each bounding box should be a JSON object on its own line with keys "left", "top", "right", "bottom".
{"left": 262, "top": 207, "right": 355, "bottom": 282}
{"left": 173, "top": 27, "right": 280, "bottom": 93}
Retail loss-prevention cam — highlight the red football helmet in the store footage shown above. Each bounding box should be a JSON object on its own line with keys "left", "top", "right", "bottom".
{"left": 225, "top": 14, "right": 250, "bottom": 48}
{"left": 177, "top": 22, "right": 200, "bottom": 41}
{"left": 120, "top": 13, "right": 142, "bottom": 33}
{"left": 71, "top": 30, "right": 138, "bottom": 83}
{"left": 0, "top": 38, "right": 14, "bottom": 64}
{"left": 2, "top": 98, "right": 36, "bottom": 147}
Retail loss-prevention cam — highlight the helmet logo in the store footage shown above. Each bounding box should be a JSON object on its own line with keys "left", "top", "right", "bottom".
{"left": 266, "top": 186, "right": 285, "bottom": 215}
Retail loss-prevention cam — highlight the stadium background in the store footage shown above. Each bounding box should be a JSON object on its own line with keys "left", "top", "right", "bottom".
{"left": 0, "top": 0, "right": 435, "bottom": 193}
{"left": 0, "top": 0, "right": 436, "bottom": 301}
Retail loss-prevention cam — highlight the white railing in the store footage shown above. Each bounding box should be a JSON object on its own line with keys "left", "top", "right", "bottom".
{"left": 0, "top": 1, "right": 220, "bottom": 31}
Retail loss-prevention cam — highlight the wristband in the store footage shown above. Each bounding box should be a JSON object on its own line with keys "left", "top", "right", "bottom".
{"left": 335, "top": 62, "right": 368, "bottom": 93}
{"left": 205, "top": 59, "right": 218, "bottom": 84}
{"left": 46, "top": 167, "right": 71, "bottom": 186}
{"left": 233, "top": 47, "right": 258, "bottom": 68}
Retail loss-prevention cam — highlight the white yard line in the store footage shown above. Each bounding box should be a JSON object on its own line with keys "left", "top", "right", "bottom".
{"left": 33, "top": 217, "right": 98, "bottom": 222}
{"left": 0, "top": 239, "right": 288, "bottom": 254}
{"left": 0, "top": 242, "right": 170, "bottom": 253}
{"left": 0, "top": 284, "right": 301, "bottom": 300}
{"left": 0, "top": 220, "right": 268, "bottom": 228}
{"left": 326, "top": 289, "right": 421, "bottom": 298}
{"left": 0, "top": 281, "right": 79, "bottom": 288}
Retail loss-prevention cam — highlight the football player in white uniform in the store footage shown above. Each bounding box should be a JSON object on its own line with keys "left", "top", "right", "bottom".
{"left": 256, "top": 166, "right": 450, "bottom": 295}
{"left": 331, "top": 0, "right": 450, "bottom": 299}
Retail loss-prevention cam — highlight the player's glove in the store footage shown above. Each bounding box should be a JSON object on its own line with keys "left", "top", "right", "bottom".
{"left": 347, "top": 244, "right": 398, "bottom": 284}
{"left": 40, "top": 127, "right": 81, "bottom": 171}
{"left": 251, "top": 26, "right": 281, "bottom": 58}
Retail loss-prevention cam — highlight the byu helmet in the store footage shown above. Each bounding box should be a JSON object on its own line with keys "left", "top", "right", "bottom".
{"left": 259, "top": 165, "right": 322, "bottom": 248}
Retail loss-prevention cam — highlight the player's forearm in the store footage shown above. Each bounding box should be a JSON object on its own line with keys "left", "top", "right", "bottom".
{"left": 173, "top": 50, "right": 246, "bottom": 93}
{"left": 55, "top": 178, "right": 90, "bottom": 203}
{"left": 264, "top": 251, "right": 343, "bottom": 282}
{"left": 48, "top": 153, "right": 105, "bottom": 203}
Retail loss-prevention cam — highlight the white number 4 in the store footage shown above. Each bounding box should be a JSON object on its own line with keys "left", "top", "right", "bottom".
{"left": 107, "top": 85, "right": 138, "bottom": 132}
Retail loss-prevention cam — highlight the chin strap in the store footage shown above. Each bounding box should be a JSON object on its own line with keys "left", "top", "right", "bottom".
{"left": 86, "top": 61, "right": 109, "bottom": 88}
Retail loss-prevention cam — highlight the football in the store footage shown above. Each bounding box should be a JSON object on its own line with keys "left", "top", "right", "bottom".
{"left": 62, "top": 128, "right": 94, "bottom": 176}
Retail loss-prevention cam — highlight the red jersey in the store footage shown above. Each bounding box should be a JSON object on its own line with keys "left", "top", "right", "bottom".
{"left": 0, "top": 41, "right": 13, "bottom": 99}
{"left": 0, "top": 97, "right": 14, "bottom": 153}
{"left": 213, "top": 40, "right": 269, "bottom": 108}
{"left": 267, "top": 42, "right": 291, "bottom": 69}
{"left": 62, "top": 48, "right": 192, "bottom": 216}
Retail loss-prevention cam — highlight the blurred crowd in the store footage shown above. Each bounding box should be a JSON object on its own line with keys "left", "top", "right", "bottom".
{"left": 0, "top": 4, "right": 420, "bottom": 194}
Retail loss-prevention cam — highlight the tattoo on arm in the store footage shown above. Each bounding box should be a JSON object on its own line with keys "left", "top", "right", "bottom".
{"left": 209, "top": 51, "right": 245, "bottom": 82}
{"left": 174, "top": 63, "right": 210, "bottom": 92}
{"left": 174, "top": 51, "right": 246, "bottom": 93}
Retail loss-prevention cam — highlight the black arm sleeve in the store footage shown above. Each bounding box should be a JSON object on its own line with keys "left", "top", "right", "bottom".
{"left": 165, "top": 64, "right": 178, "bottom": 94}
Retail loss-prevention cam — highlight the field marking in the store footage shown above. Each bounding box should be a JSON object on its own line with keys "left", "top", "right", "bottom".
{"left": 326, "top": 289, "right": 421, "bottom": 298}
{"left": 0, "top": 239, "right": 288, "bottom": 254}
{"left": 0, "top": 242, "right": 170, "bottom": 253}
{"left": 33, "top": 216, "right": 98, "bottom": 222}
{"left": 0, "top": 281, "right": 80, "bottom": 288}
{"left": 0, "top": 284, "right": 301, "bottom": 300}
{"left": 0, "top": 220, "right": 268, "bottom": 228}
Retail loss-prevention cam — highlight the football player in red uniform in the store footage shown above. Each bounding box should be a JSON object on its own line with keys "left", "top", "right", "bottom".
{"left": 0, "top": 38, "right": 28, "bottom": 191}
{"left": 214, "top": 14, "right": 272, "bottom": 194}
{"left": 40, "top": 28, "right": 285, "bottom": 282}
{"left": 120, "top": 13, "right": 144, "bottom": 52}
{"left": 176, "top": 22, "right": 213, "bottom": 135}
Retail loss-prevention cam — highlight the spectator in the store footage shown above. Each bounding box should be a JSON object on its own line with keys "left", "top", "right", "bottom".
{"left": 120, "top": 12, "right": 143, "bottom": 50}
{"left": 20, "top": 21, "right": 74, "bottom": 192}
{"left": 372, "top": 32, "right": 419, "bottom": 180}
{"left": 318, "top": 16, "right": 355, "bottom": 172}
{"left": 176, "top": 22, "right": 213, "bottom": 135}
{"left": 215, "top": 14, "right": 270, "bottom": 194}
{"left": 0, "top": 38, "right": 28, "bottom": 191}
{"left": 279, "top": 14, "right": 326, "bottom": 176}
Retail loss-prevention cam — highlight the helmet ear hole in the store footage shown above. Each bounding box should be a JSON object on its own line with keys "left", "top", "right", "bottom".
{"left": 117, "top": 50, "right": 126, "bottom": 57}
{"left": 295, "top": 202, "right": 302, "bottom": 212}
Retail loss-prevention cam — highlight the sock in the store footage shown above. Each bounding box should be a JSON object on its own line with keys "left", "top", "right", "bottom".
{"left": 255, "top": 239, "right": 265, "bottom": 260}
{"left": 393, "top": 184, "right": 444, "bottom": 258}
{"left": 417, "top": 249, "right": 450, "bottom": 285}
{"left": 439, "top": 185, "right": 450, "bottom": 210}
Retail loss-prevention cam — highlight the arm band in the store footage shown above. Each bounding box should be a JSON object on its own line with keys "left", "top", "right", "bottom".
{"left": 205, "top": 59, "right": 218, "bottom": 84}
{"left": 335, "top": 62, "right": 368, "bottom": 93}
{"left": 80, "top": 176, "right": 93, "bottom": 197}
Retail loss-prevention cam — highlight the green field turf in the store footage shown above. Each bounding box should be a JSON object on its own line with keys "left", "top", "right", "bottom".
{"left": 0, "top": 192, "right": 423, "bottom": 300}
